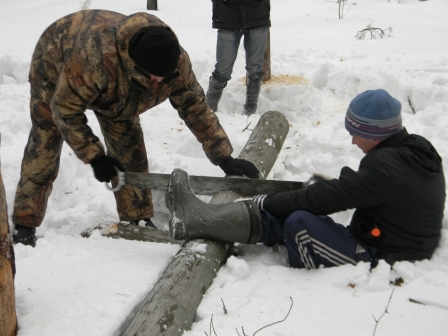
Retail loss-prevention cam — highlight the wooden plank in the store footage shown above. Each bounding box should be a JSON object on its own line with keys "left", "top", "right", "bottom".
{"left": 0, "top": 134, "right": 17, "bottom": 336}
{"left": 124, "top": 171, "right": 302, "bottom": 196}
{"left": 120, "top": 111, "right": 289, "bottom": 335}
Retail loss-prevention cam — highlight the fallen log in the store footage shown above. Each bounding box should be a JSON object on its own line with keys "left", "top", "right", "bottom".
{"left": 103, "top": 223, "right": 182, "bottom": 245}
{"left": 0, "top": 135, "right": 17, "bottom": 336}
{"left": 119, "top": 111, "right": 289, "bottom": 336}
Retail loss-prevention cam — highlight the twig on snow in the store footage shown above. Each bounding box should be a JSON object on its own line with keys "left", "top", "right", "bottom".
{"left": 206, "top": 314, "right": 218, "bottom": 336}
{"left": 253, "top": 296, "right": 294, "bottom": 336}
{"left": 355, "top": 20, "right": 393, "bottom": 40}
{"left": 372, "top": 288, "right": 395, "bottom": 336}
{"left": 409, "top": 298, "right": 448, "bottom": 310}
{"left": 408, "top": 96, "right": 416, "bottom": 114}
{"left": 221, "top": 298, "right": 228, "bottom": 314}
{"left": 80, "top": 0, "right": 92, "bottom": 11}
{"left": 236, "top": 326, "right": 248, "bottom": 336}
{"left": 242, "top": 120, "right": 252, "bottom": 132}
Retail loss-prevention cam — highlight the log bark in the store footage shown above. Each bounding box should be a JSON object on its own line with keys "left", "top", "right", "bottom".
{"left": 105, "top": 223, "right": 182, "bottom": 245}
{"left": 147, "top": 0, "right": 157, "bottom": 10}
{"left": 0, "top": 134, "right": 17, "bottom": 336}
{"left": 120, "top": 111, "right": 289, "bottom": 336}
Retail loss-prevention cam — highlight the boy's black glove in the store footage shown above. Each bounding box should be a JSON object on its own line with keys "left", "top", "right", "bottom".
{"left": 90, "top": 155, "right": 124, "bottom": 183}
{"left": 219, "top": 157, "right": 260, "bottom": 179}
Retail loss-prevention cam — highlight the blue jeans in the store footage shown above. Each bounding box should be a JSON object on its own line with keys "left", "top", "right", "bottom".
{"left": 260, "top": 210, "right": 377, "bottom": 269}
{"left": 212, "top": 27, "right": 269, "bottom": 82}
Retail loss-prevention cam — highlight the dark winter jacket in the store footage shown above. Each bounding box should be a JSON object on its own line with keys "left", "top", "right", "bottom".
{"left": 262, "top": 129, "right": 445, "bottom": 263}
{"left": 30, "top": 10, "right": 233, "bottom": 165}
{"left": 211, "top": 0, "right": 271, "bottom": 30}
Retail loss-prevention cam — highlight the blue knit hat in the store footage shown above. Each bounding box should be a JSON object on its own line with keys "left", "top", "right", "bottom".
{"left": 345, "top": 89, "right": 403, "bottom": 140}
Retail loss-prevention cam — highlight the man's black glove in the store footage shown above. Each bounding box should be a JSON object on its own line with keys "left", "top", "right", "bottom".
{"left": 219, "top": 157, "right": 260, "bottom": 179}
{"left": 90, "top": 155, "right": 124, "bottom": 183}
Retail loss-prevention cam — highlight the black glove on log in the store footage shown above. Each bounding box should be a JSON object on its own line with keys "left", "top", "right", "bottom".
{"left": 219, "top": 157, "right": 260, "bottom": 179}
{"left": 90, "top": 155, "right": 124, "bottom": 183}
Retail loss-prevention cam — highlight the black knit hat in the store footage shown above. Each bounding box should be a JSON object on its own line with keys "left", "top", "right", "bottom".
{"left": 129, "top": 27, "right": 180, "bottom": 77}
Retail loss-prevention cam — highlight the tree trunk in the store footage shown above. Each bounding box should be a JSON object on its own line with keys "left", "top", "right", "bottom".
{"left": 147, "top": 0, "right": 158, "bottom": 10}
{"left": 104, "top": 223, "right": 182, "bottom": 245}
{"left": 0, "top": 134, "right": 17, "bottom": 336}
{"left": 120, "top": 111, "right": 289, "bottom": 336}
{"left": 263, "top": 30, "right": 271, "bottom": 82}
{"left": 246, "top": 29, "right": 271, "bottom": 85}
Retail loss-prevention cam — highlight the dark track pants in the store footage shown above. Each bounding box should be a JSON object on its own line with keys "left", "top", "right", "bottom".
{"left": 260, "top": 210, "right": 377, "bottom": 269}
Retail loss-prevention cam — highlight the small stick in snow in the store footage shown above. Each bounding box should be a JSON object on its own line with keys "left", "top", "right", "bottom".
{"left": 206, "top": 314, "right": 218, "bottom": 336}
{"left": 236, "top": 326, "right": 248, "bottom": 336}
{"left": 80, "top": 0, "right": 92, "bottom": 11}
{"left": 242, "top": 120, "right": 252, "bottom": 132}
{"left": 408, "top": 96, "right": 416, "bottom": 114}
{"left": 409, "top": 298, "right": 448, "bottom": 310}
{"left": 372, "top": 287, "right": 395, "bottom": 336}
{"left": 221, "top": 298, "right": 228, "bottom": 314}
{"left": 252, "top": 296, "right": 294, "bottom": 336}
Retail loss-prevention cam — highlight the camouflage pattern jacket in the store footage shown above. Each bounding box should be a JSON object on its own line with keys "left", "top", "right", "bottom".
{"left": 30, "top": 10, "right": 233, "bottom": 165}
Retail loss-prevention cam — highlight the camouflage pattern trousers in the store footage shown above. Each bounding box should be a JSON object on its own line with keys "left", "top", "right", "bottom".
{"left": 12, "top": 87, "right": 154, "bottom": 228}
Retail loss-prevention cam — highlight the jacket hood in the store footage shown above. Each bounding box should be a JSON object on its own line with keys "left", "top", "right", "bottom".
{"left": 115, "top": 13, "right": 180, "bottom": 89}
{"left": 378, "top": 128, "right": 443, "bottom": 176}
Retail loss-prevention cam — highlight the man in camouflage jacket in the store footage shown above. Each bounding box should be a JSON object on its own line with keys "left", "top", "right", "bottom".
{"left": 12, "top": 10, "right": 259, "bottom": 246}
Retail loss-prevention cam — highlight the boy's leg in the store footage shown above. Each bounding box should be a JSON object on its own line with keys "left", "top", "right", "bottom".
{"left": 283, "top": 211, "right": 375, "bottom": 269}
{"left": 259, "top": 210, "right": 285, "bottom": 247}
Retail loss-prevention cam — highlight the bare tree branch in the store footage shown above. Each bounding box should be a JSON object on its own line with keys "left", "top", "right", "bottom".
{"left": 356, "top": 21, "right": 393, "bottom": 40}
{"left": 372, "top": 288, "right": 395, "bottom": 336}
{"left": 253, "top": 297, "right": 294, "bottom": 336}
{"left": 80, "top": 0, "right": 92, "bottom": 11}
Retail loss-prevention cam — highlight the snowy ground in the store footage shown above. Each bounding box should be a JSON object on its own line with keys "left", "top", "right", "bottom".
{"left": 1, "top": 0, "right": 448, "bottom": 335}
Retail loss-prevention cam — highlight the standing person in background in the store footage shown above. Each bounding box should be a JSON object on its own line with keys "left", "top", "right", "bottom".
{"left": 166, "top": 89, "right": 445, "bottom": 269}
{"left": 12, "top": 10, "right": 259, "bottom": 247}
{"left": 206, "top": 0, "right": 271, "bottom": 116}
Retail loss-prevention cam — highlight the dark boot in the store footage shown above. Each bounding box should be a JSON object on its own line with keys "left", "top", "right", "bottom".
{"left": 13, "top": 225, "right": 37, "bottom": 247}
{"left": 129, "top": 218, "right": 157, "bottom": 229}
{"left": 165, "top": 168, "right": 263, "bottom": 244}
{"left": 244, "top": 71, "right": 264, "bottom": 116}
{"left": 206, "top": 76, "right": 227, "bottom": 112}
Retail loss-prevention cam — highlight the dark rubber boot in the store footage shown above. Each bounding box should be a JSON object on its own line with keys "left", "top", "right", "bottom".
{"left": 206, "top": 76, "right": 227, "bottom": 112}
{"left": 12, "top": 225, "right": 36, "bottom": 247}
{"left": 144, "top": 218, "right": 157, "bottom": 228}
{"left": 244, "top": 71, "right": 264, "bottom": 116}
{"left": 165, "top": 168, "right": 262, "bottom": 244}
{"left": 129, "top": 218, "right": 157, "bottom": 229}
